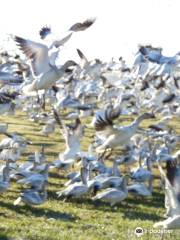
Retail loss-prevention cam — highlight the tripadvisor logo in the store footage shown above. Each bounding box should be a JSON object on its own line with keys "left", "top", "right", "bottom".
{"left": 134, "top": 227, "right": 144, "bottom": 237}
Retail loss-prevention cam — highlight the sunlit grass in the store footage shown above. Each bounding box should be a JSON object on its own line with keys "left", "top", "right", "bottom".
{"left": 0, "top": 111, "right": 179, "bottom": 240}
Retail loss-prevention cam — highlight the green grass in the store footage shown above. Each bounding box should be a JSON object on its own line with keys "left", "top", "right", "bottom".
{"left": 0, "top": 111, "right": 180, "bottom": 240}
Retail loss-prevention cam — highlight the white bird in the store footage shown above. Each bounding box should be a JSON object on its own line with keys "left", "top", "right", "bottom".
{"left": 39, "top": 18, "right": 96, "bottom": 49}
{"left": 41, "top": 119, "right": 56, "bottom": 136}
{"left": 57, "top": 167, "right": 89, "bottom": 198}
{"left": 131, "top": 167, "right": 152, "bottom": 182}
{"left": 17, "top": 163, "right": 51, "bottom": 189}
{"left": 92, "top": 175, "right": 129, "bottom": 206}
{"left": 53, "top": 109, "right": 84, "bottom": 161}
{"left": 127, "top": 183, "right": 152, "bottom": 197}
{"left": 153, "top": 163, "right": 180, "bottom": 229}
{"left": 93, "top": 105, "right": 155, "bottom": 153}
{"left": 14, "top": 35, "right": 77, "bottom": 93}
{"left": 52, "top": 158, "right": 75, "bottom": 172}
{"left": 0, "top": 133, "right": 31, "bottom": 162}
{"left": 14, "top": 183, "right": 47, "bottom": 206}
{"left": 13, "top": 18, "right": 95, "bottom": 93}
{"left": 0, "top": 161, "right": 10, "bottom": 193}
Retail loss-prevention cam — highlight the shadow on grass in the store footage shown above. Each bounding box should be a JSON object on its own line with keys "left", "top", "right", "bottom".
{"left": 122, "top": 208, "right": 162, "bottom": 221}
{"left": 49, "top": 171, "right": 67, "bottom": 180}
{"left": 58, "top": 191, "right": 164, "bottom": 221}
{"left": 0, "top": 233, "right": 10, "bottom": 240}
{"left": 4, "top": 121, "right": 35, "bottom": 127}
{"left": 0, "top": 200, "right": 77, "bottom": 222}
{"left": 30, "top": 142, "right": 56, "bottom": 147}
{"left": 125, "top": 191, "right": 164, "bottom": 208}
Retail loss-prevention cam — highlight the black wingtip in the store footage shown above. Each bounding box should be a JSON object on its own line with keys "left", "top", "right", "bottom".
{"left": 76, "top": 49, "right": 85, "bottom": 59}
{"left": 69, "top": 18, "right": 96, "bottom": 32}
{"left": 94, "top": 106, "right": 121, "bottom": 132}
{"left": 14, "top": 36, "right": 26, "bottom": 46}
{"left": 39, "top": 26, "right": 51, "bottom": 39}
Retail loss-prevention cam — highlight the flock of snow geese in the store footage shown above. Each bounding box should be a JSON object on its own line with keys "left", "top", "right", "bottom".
{"left": 0, "top": 18, "right": 180, "bottom": 230}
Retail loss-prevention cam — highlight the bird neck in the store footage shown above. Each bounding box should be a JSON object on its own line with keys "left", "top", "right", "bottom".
{"left": 3, "top": 167, "right": 10, "bottom": 182}
{"left": 121, "top": 176, "right": 128, "bottom": 193}
{"left": 133, "top": 114, "right": 147, "bottom": 126}
{"left": 113, "top": 161, "right": 120, "bottom": 176}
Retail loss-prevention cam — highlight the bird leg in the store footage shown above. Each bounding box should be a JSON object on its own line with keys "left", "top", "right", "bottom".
{"left": 42, "top": 92, "right": 46, "bottom": 110}
{"left": 36, "top": 91, "right": 40, "bottom": 103}
{"left": 148, "top": 175, "right": 154, "bottom": 193}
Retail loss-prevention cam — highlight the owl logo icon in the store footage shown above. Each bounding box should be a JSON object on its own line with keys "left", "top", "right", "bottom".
{"left": 134, "top": 227, "right": 144, "bottom": 237}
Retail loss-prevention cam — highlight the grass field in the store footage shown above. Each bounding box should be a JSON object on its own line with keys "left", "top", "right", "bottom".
{"left": 0, "top": 111, "right": 180, "bottom": 240}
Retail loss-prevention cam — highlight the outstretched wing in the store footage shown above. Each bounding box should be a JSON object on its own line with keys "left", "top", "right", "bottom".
{"left": 77, "top": 49, "right": 88, "bottom": 67}
{"left": 14, "top": 36, "right": 50, "bottom": 76}
{"left": 53, "top": 108, "right": 68, "bottom": 138}
{"left": 93, "top": 105, "right": 121, "bottom": 140}
{"left": 53, "top": 33, "right": 73, "bottom": 48}
{"left": 158, "top": 163, "right": 180, "bottom": 215}
{"left": 69, "top": 18, "right": 96, "bottom": 32}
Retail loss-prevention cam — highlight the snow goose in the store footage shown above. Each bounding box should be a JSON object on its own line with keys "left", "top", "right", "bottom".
{"left": 14, "top": 183, "right": 47, "bottom": 206}
{"left": 41, "top": 118, "right": 56, "bottom": 136}
{"left": 139, "top": 45, "right": 162, "bottom": 64}
{"left": 57, "top": 167, "right": 89, "bottom": 199}
{"left": 14, "top": 18, "right": 95, "bottom": 92}
{"left": 39, "top": 18, "right": 95, "bottom": 49}
{"left": 153, "top": 163, "right": 180, "bottom": 229}
{"left": 14, "top": 35, "right": 77, "bottom": 93}
{"left": 165, "top": 159, "right": 180, "bottom": 217}
{"left": 131, "top": 167, "right": 152, "bottom": 182}
{"left": 0, "top": 92, "right": 18, "bottom": 115}
{"left": 93, "top": 105, "right": 155, "bottom": 153}
{"left": 0, "top": 160, "right": 10, "bottom": 193}
{"left": 17, "top": 163, "right": 51, "bottom": 190}
{"left": 0, "top": 132, "right": 31, "bottom": 153}
{"left": 92, "top": 175, "right": 129, "bottom": 206}
{"left": 127, "top": 183, "right": 152, "bottom": 197}
{"left": 53, "top": 109, "right": 83, "bottom": 161}
{"left": 0, "top": 133, "right": 30, "bottom": 162}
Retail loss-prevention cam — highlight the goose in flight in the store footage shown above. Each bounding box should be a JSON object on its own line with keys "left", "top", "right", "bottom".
{"left": 93, "top": 105, "right": 155, "bottom": 153}
{"left": 13, "top": 18, "right": 95, "bottom": 92}
{"left": 39, "top": 18, "right": 96, "bottom": 49}
{"left": 53, "top": 109, "right": 84, "bottom": 161}
{"left": 139, "top": 45, "right": 180, "bottom": 65}
{"left": 14, "top": 18, "right": 95, "bottom": 76}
